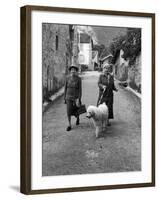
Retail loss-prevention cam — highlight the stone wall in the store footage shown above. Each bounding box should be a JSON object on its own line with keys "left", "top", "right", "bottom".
{"left": 128, "top": 53, "right": 141, "bottom": 93}
{"left": 42, "top": 23, "right": 72, "bottom": 101}
{"left": 114, "top": 50, "right": 141, "bottom": 93}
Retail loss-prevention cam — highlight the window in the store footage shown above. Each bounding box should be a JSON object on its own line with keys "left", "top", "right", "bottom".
{"left": 56, "top": 35, "right": 58, "bottom": 50}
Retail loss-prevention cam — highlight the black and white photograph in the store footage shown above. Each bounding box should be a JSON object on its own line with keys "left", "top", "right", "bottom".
{"left": 1, "top": 0, "right": 158, "bottom": 199}
{"left": 42, "top": 24, "right": 142, "bottom": 176}
{"left": 20, "top": 6, "right": 155, "bottom": 194}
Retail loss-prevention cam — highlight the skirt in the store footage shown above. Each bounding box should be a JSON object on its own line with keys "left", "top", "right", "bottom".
{"left": 100, "top": 97, "right": 114, "bottom": 119}
{"left": 66, "top": 100, "right": 78, "bottom": 117}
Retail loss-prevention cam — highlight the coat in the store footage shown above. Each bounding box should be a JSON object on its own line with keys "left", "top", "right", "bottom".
{"left": 64, "top": 75, "right": 82, "bottom": 101}
{"left": 97, "top": 73, "right": 117, "bottom": 119}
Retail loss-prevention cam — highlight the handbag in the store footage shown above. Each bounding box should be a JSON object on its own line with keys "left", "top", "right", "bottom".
{"left": 77, "top": 104, "right": 87, "bottom": 115}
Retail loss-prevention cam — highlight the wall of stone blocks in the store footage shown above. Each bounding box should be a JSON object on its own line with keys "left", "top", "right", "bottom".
{"left": 42, "top": 23, "right": 72, "bottom": 100}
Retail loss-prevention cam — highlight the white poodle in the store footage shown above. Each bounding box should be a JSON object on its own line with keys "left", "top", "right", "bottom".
{"left": 86, "top": 103, "right": 109, "bottom": 138}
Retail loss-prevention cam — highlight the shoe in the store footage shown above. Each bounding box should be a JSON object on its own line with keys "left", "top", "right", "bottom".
{"left": 107, "top": 122, "right": 111, "bottom": 126}
{"left": 66, "top": 126, "right": 72, "bottom": 131}
{"left": 76, "top": 118, "right": 80, "bottom": 125}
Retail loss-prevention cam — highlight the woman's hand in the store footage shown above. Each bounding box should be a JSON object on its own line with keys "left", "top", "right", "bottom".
{"left": 76, "top": 99, "right": 81, "bottom": 107}
{"left": 102, "top": 85, "right": 106, "bottom": 90}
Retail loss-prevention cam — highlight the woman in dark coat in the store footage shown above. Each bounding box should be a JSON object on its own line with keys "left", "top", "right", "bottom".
{"left": 64, "top": 64, "right": 82, "bottom": 131}
{"left": 97, "top": 63, "right": 118, "bottom": 125}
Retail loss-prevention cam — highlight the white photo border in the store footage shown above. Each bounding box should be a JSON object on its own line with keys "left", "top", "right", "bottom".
{"left": 30, "top": 8, "right": 154, "bottom": 191}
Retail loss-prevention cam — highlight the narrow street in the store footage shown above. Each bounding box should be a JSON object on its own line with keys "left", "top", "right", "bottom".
{"left": 42, "top": 71, "right": 141, "bottom": 176}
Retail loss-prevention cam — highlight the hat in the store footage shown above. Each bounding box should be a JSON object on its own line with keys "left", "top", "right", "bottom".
{"left": 69, "top": 64, "right": 79, "bottom": 71}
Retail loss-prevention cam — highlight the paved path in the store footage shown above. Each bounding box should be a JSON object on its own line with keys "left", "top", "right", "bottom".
{"left": 42, "top": 71, "right": 141, "bottom": 176}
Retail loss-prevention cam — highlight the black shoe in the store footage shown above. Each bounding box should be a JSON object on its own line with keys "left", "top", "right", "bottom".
{"left": 66, "top": 126, "right": 72, "bottom": 131}
{"left": 107, "top": 122, "right": 111, "bottom": 126}
{"left": 76, "top": 118, "right": 80, "bottom": 125}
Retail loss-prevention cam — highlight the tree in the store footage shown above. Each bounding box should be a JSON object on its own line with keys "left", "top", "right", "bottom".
{"left": 122, "top": 28, "right": 141, "bottom": 65}
{"left": 92, "top": 44, "right": 106, "bottom": 58}
{"left": 108, "top": 35, "right": 125, "bottom": 63}
{"left": 109, "top": 35, "right": 125, "bottom": 55}
{"left": 108, "top": 28, "right": 141, "bottom": 66}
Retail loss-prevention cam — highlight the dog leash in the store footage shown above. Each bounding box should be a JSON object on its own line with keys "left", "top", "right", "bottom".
{"left": 98, "top": 87, "right": 106, "bottom": 106}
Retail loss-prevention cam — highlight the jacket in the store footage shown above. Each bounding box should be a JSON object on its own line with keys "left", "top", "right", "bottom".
{"left": 64, "top": 75, "right": 82, "bottom": 101}
{"left": 98, "top": 73, "right": 117, "bottom": 98}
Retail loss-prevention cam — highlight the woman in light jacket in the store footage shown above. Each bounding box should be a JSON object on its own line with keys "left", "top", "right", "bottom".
{"left": 97, "top": 63, "right": 118, "bottom": 125}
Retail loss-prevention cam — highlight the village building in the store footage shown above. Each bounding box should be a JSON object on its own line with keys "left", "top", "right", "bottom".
{"left": 113, "top": 49, "right": 141, "bottom": 92}
{"left": 92, "top": 51, "right": 99, "bottom": 70}
{"left": 99, "top": 54, "right": 113, "bottom": 72}
{"left": 78, "top": 32, "right": 94, "bottom": 71}
{"left": 42, "top": 24, "right": 78, "bottom": 101}
{"left": 113, "top": 49, "right": 129, "bottom": 80}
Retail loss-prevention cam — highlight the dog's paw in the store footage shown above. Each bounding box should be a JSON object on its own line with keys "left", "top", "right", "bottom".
{"left": 95, "top": 127, "right": 100, "bottom": 138}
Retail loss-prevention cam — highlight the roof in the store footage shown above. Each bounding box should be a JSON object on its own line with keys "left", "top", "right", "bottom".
{"left": 100, "top": 54, "right": 113, "bottom": 61}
